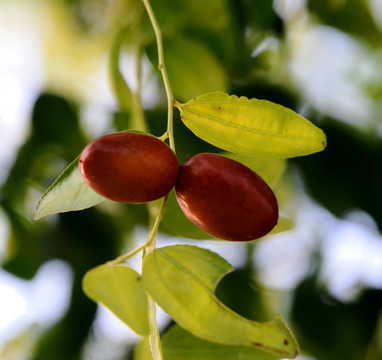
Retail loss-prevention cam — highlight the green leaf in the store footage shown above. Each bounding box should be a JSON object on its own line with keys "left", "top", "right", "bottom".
{"left": 83, "top": 264, "right": 149, "bottom": 336}
{"left": 134, "top": 325, "right": 282, "bottom": 360}
{"left": 149, "top": 38, "right": 228, "bottom": 102}
{"left": 221, "top": 152, "right": 287, "bottom": 188}
{"left": 35, "top": 156, "right": 105, "bottom": 220}
{"left": 162, "top": 325, "right": 282, "bottom": 360}
{"left": 268, "top": 216, "right": 294, "bottom": 236}
{"left": 109, "top": 27, "right": 134, "bottom": 113}
{"left": 175, "top": 0, "right": 230, "bottom": 31}
{"left": 134, "top": 337, "right": 153, "bottom": 360}
{"left": 151, "top": 0, "right": 230, "bottom": 34}
{"left": 142, "top": 245, "right": 299, "bottom": 358}
{"left": 177, "top": 92, "right": 327, "bottom": 158}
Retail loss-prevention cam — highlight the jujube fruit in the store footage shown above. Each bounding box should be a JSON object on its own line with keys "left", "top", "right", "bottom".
{"left": 175, "top": 153, "right": 278, "bottom": 241}
{"left": 79, "top": 132, "right": 179, "bottom": 203}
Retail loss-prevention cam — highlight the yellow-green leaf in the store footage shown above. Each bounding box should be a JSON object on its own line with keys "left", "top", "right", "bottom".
{"left": 83, "top": 264, "right": 149, "bottom": 336}
{"left": 134, "top": 336, "right": 153, "bottom": 360}
{"left": 221, "top": 152, "right": 287, "bottom": 188}
{"left": 142, "top": 245, "right": 299, "bottom": 358}
{"left": 268, "top": 216, "right": 294, "bottom": 236}
{"left": 162, "top": 325, "right": 282, "bottom": 360}
{"left": 35, "top": 156, "right": 105, "bottom": 220}
{"left": 177, "top": 92, "right": 326, "bottom": 158}
{"left": 134, "top": 325, "right": 282, "bottom": 360}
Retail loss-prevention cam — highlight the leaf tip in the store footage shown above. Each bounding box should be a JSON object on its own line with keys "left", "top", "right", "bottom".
{"left": 34, "top": 206, "right": 40, "bottom": 221}
{"left": 34, "top": 201, "right": 44, "bottom": 221}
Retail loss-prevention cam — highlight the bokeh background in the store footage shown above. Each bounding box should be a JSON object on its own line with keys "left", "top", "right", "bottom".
{"left": 1, "top": 0, "right": 382, "bottom": 359}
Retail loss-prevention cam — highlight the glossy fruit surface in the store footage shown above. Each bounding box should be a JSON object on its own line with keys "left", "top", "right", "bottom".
{"left": 79, "top": 132, "right": 179, "bottom": 203}
{"left": 175, "top": 153, "right": 278, "bottom": 241}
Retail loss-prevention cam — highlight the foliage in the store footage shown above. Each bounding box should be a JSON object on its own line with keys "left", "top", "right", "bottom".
{"left": 1, "top": 0, "right": 381, "bottom": 360}
{"left": 176, "top": 92, "right": 326, "bottom": 158}
{"left": 30, "top": 0, "right": 327, "bottom": 358}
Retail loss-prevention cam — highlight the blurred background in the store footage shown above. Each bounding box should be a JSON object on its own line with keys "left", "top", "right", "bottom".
{"left": 1, "top": 0, "right": 382, "bottom": 359}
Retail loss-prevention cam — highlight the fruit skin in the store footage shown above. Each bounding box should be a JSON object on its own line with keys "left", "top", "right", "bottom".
{"left": 79, "top": 132, "right": 179, "bottom": 203}
{"left": 175, "top": 153, "right": 278, "bottom": 241}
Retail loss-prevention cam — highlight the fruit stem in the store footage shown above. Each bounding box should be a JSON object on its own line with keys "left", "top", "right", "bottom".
{"left": 157, "top": 131, "right": 169, "bottom": 142}
{"left": 141, "top": 0, "right": 176, "bottom": 153}
{"left": 144, "top": 195, "right": 169, "bottom": 250}
{"left": 106, "top": 242, "right": 147, "bottom": 266}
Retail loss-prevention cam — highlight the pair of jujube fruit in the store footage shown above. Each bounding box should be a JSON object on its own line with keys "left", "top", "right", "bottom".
{"left": 79, "top": 132, "right": 278, "bottom": 241}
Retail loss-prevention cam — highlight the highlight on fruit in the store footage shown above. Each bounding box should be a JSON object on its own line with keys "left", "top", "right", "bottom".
{"left": 175, "top": 153, "right": 279, "bottom": 241}
{"left": 79, "top": 132, "right": 179, "bottom": 203}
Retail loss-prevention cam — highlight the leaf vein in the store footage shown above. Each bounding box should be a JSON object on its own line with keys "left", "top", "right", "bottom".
{"left": 182, "top": 108, "right": 322, "bottom": 142}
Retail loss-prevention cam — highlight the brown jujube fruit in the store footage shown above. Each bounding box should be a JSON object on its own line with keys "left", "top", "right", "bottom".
{"left": 175, "top": 153, "right": 278, "bottom": 241}
{"left": 79, "top": 132, "right": 179, "bottom": 203}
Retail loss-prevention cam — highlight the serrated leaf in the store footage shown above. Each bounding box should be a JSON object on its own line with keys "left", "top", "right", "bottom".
{"left": 35, "top": 156, "right": 105, "bottom": 220}
{"left": 177, "top": 92, "right": 326, "bottom": 158}
{"left": 83, "top": 264, "right": 149, "bottom": 336}
{"left": 142, "top": 245, "right": 299, "bottom": 358}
